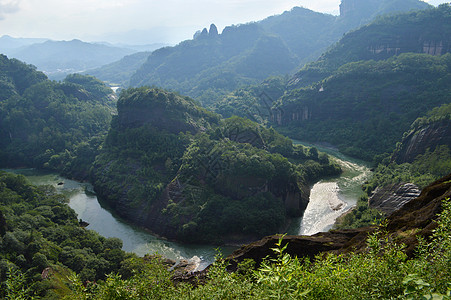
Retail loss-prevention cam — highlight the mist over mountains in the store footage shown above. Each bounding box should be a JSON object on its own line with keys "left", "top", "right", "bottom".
{"left": 0, "top": 36, "right": 168, "bottom": 80}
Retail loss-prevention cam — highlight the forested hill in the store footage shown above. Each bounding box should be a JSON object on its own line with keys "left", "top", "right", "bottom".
{"left": 92, "top": 87, "right": 340, "bottom": 244}
{"left": 290, "top": 4, "right": 451, "bottom": 89}
{"left": 212, "top": 5, "right": 451, "bottom": 161}
{"left": 84, "top": 51, "right": 151, "bottom": 88}
{"left": 273, "top": 53, "right": 451, "bottom": 161}
{"left": 128, "top": 0, "right": 429, "bottom": 106}
{"left": 0, "top": 55, "right": 115, "bottom": 179}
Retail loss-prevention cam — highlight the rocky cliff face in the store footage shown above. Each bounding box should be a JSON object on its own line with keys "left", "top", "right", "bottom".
{"left": 368, "top": 183, "right": 421, "bottom": 215}
{"left": 392, "top": 119, "right": 451, "bottom": 164}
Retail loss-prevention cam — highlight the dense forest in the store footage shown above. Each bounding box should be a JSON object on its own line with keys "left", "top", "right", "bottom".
{"left": 336, "top": 102, "right": 451, "bottom": 229}
{"left": 0, "top": 55, "right": 116, "bottom": 179}
{"left": 213, "top": 5, "right": 451, "bottom": 161}
{"left": 0, "top": 171, "right": 141, "bottom": 298}
{"left": 273, "top": 52, "right": 451, "bottom": 161}
{"left": 92, "top": 87, "right": 340, "bottom": 244}
{"left": 290, "top": 3, "right": 451, "bottom": 89}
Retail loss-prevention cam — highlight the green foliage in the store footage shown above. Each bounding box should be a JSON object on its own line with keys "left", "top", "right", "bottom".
{"left": 212, "top": 76, "right": 287, "bottom": 123}
{"left": 276, "top": 52, "right": 451, "bottom": 161}
{"left": 366, "top": 145, "right": 451, "bottom": 195}
{"left": 0, "top": 171, "right": 133, "bottom": 298}
{"left": 129, "top": 7, "right": 338, "bottom": 105}
{"left": 92, "top": 88, "right": 340, "bottom": 243}
{"left": 86, "top": 51, "right": 152, "bottom": 87}
{"left": 335, "top": 195, "right": 384, "bottom": 229}
{"left": 0, "top": 56, "right": 115, "bottom": 179}
{"left": 291, "top": 4, "right": 450, "bottom": 89}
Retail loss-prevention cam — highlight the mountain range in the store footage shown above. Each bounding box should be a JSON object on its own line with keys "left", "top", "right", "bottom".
{"left": 123, "top": 0, "right": 430, "bottom": 105}
{"left": 0, "top": 37, "right": 168, "bottom": 80}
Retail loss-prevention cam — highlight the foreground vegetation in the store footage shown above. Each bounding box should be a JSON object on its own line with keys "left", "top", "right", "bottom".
{"left": 67, "top": 212, "right": 451, "bottom": 299}
{"left": 0, "top": 171, "right": 140, "bottom": 299}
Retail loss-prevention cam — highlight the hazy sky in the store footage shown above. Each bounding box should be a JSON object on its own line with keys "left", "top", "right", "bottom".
{"left": 0, "top": 0, "right": 448, "bottom": 45}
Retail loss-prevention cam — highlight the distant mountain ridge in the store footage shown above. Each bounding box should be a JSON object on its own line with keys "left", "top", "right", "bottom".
{"left": 0, "top": 35, "right": 48, "bottom": 52}
{"left": 127, "top": 0, "right": 430, "bottom": 105}
{"left": 2, "top": 38, "right": 137, "bottom": 80}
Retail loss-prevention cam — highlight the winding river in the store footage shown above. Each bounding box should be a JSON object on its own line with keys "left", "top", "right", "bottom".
{"left": 4, "top": 146, "right": 370, "bottom": 268}
{"left": 289, "top": 141, "right": 371, "bottom": 235}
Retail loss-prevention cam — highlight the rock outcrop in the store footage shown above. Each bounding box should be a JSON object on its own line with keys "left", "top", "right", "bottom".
{"left": 392, "top": 119, "right": 451, "bottom": 164}
{"left": 368, "top": 183, "right": 421, "bottom": 215}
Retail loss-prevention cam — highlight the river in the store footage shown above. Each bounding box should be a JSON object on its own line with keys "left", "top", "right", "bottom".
{"left": 3, "top": 147, "right": 369, "bottom": 268}
{"left": 289, "top": 141, "right": 371, "bottom": 235}
{"left": 2, "top": 168, "right": 230, "bottom": 270}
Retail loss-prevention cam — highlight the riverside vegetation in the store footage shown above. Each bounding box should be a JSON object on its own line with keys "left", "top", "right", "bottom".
{"left": 2, "top": 170, "right": 451, "bottom": 299}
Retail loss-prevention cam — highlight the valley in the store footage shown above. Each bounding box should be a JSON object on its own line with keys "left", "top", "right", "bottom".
{"left": 0, "top": 1, "right": 450, "bottom": 298}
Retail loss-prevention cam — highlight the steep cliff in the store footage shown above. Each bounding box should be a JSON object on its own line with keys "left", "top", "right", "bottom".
{"left": 393, "top": 119, "right": 451, "bottom": 164}
{"left": 290, "top": 4, "right": 450, "bottom": 89}
{"left": 368, "top": 183, "right": 421, "bottom": 215}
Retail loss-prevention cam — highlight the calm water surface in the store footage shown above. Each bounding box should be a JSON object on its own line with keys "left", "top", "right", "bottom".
{"left": 4, "top": 168, "right": 231, "bottom": 269}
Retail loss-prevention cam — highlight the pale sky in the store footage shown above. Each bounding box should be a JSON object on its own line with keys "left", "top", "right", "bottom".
{"left": 0, "top": 0, "right": 448, "bottom": 45}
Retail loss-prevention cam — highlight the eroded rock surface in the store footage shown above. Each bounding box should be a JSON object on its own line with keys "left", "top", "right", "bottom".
{"left": 368, "top": 183, "right": 421, "bottom": 215}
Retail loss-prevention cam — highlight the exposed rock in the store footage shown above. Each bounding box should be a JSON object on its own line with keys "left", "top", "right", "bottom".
{"left": 392, "top": 119, "right": 451, "bottom": 164}
{"left": 176, "top": 174, "right": 451, "bottom": 287}
{"left": 145, "top": 255, "right": 199, "bottom": 278}
{"left": 271, "top": 105, "right": 311, "bottom": 126}
{"left": 226, "top": 229, "right": 367, "bottom": 272}
{"left": 209, "top": 24, "right": 219, "bottom": 36}
{"left": 78, "top": 219, "right": 90, "bottom": 227}
{"left": 368, "top": 183, "right": 421, "bottom": 215}
{"left": 41, "top": 267, "right": 53, "bottom": 280}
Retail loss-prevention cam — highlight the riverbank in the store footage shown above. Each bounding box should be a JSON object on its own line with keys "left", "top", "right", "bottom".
{"left": 2, "top": 168, "right": 233, "bottom": 270}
